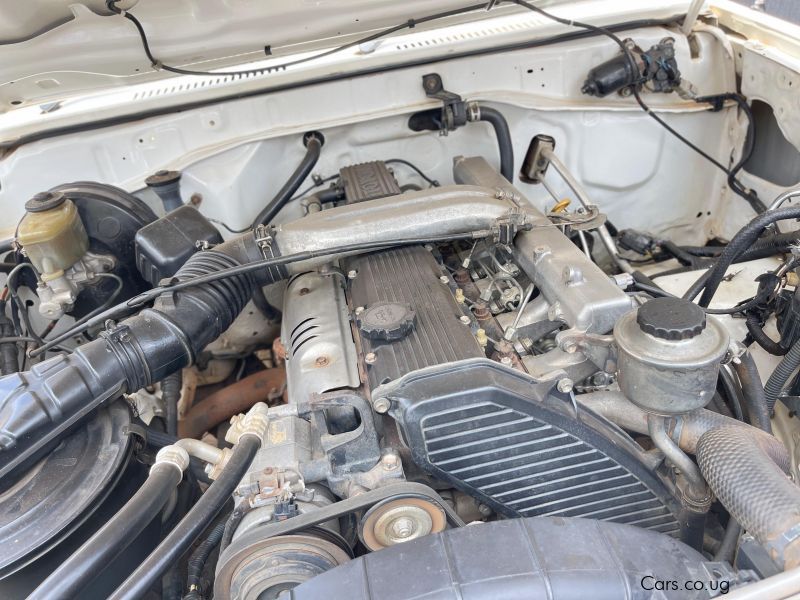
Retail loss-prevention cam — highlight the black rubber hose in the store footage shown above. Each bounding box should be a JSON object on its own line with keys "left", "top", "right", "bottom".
{"left": 717, "top": 367, "right": 744, "bottom": 421}
{"left": 0, "top": 308, "right": 19, "bottom": 375}
{"left": 252, "top": 133, "right": 323, "bottom": 227}
{"left": 731, "top": 352, "right": 772, "bottom": 433}
{"left": 219, "top": 501, "right": 253, "bottom": 553}
{"left": 475, "top": 105, "right": 514, "bottom": 182}
{"left": 696, "top": 206, "right": 800, "bottom": 307}
{"left": 161, "top": 371, "right": 182, "bottom": 437}
{"left": 27, "top": 461, "right": 184, "bottom": 600}
{"left": 251, "top": 287, "right": 282, "bottom": 323}
{"left": 696, "top": 425, "right": 800, "bottom": 569}
{"left": 683, "top": 229, "right": 800, "bottom": 260}
{"left": 660, "top": 240, "right": 698, "bottom": 267}
{"left": 765, "top": 337, "right": 800, "bottom": 415}
{"left": 745, "top": 314, "right": 787, "bottom": 357}
{"left": 713, "top": 519, "right": 741, "bottom": 563}
{"left": 109, "top": 435, "right": 261, "bottom": 600}
{"left": 185, "top": 520, "right": 226, "bottom": 598}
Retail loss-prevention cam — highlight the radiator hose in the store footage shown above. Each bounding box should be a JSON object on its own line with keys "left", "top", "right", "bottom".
{"left": 696, "top": 426, "right": 800, "bottom": 569}
{"left": 579, "top": 391, "right": 797, "bottom": 568}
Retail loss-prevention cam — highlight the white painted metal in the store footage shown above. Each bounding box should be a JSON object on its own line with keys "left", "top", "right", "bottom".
{"left": 0, "top": 27, "right": 738, "bottom": 248}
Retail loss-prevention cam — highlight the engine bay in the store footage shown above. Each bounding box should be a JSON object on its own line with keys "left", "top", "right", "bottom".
{"left": 1, "top": 3, "right": 800, "bottom": 599}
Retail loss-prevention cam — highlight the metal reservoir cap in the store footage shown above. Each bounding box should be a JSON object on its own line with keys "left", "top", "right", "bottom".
{"left": 614, "top": 298, "right": 729, "bottom": 415}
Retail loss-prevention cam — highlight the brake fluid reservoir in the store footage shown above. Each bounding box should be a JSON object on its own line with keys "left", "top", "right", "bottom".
{"left": 16, "top": 191, "right": 89, "bottom": 280}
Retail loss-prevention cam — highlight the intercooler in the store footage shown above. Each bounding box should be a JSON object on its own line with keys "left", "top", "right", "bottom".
{"left": 380, "top": 360, "right": 683, "bottom": 536}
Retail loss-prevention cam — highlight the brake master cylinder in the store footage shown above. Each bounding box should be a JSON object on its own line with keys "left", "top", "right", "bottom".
{"left": 16, "top": 191, "right": 110, "bottom": 318}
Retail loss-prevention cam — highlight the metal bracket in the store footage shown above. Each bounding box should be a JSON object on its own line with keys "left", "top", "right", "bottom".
{"left": 421, "top": 73, "right": 468, "bottom": 135}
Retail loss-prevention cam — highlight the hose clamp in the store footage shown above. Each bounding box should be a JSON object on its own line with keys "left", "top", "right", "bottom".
{"left": 254, "top": 225, "right": 275, "bottom": 258}
{"left": 770, "top": 521, "right": 800, "bottom": 567}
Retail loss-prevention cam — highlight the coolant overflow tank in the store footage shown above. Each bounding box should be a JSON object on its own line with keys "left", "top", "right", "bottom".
{"left": 16, "top": 191, "right": 89, "bottom": 280}
{"left": 614, "top": 297, "right": 729, "bottom": 415}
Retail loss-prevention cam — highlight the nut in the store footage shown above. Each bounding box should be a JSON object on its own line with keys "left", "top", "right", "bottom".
{"left": 439, "top": 275, "right": 449, "bottom": 284}
{"left": 364, "top": 352, "right": 377, "bottom": 364}
{"left": 347, "top": 270, "right": 358, "bottom": 279}
{"left": 391, "top": 517, "right": 415, "bottom": 538}
{"left": 500, "top": 356, "right": 512, "bottom": 366}
{"left": 459, "top": 315, "right": 471, "bottom": 325}
{"left": 355, "top": 306, "right": 365, "bottom": 315}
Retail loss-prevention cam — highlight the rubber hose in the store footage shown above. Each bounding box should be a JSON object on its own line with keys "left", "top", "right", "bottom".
{"left": 109, "top": 435, "right": 261, "bottom": 600}
{"left": 476, "top": 106, "right": 514, "bottom": 182}
{"left": 764, "top": 337, "right": 800, "bottom": 414}
{"left": 718, "top": 367, "right": 744, "bottom": 421}
{"left": 252, "top": 134, "right": 323, "bottom": 227}
{"left": 746, "top": 314, "right": 787, "bottom": 357}
{"left": 251, "top": 287, "right": 282, "bottom": 323}
{"left": 713, "top": 519, "right": 741, "bottom": 563}
{"left": 185, "top": 520, "right": 227, "bottom": 598}
{"left": 0, "top": 311, "right": 19, "bottom": 375}
{"left": 162, "top": 371, "right": 182, "bottom": 437}
{"left": 661, "top": 240, "right": 698, "bottom": 267}
{"left": 698, "top": 206, "right": 800, "bottom": 307}
{"left": 696, "top": 426, "right": 800, "bottom": 569}
{"left": 732, "top": 352, "right": 772, "bottom": 433}
{"left": 219, "top": 501, "right": 253, "bottom": 552}
{"left": 27, "top": 462, "right": 183, "bottom": 600}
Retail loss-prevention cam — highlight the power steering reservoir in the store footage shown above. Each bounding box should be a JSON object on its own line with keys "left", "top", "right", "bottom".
{"left": 614, "top": 297, "right": 729, "bottom": 415}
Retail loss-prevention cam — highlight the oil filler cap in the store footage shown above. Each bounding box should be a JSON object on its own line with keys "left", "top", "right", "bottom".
{"left": 636, "top": 297, "right": 706, "bottom": 340}
{"left": 358, "top": 302, "right": 416, "bottom": 341}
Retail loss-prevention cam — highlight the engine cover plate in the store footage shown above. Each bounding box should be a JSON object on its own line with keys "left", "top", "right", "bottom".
{"left": 384, "top": 359, "right": 683, "bottom": 535}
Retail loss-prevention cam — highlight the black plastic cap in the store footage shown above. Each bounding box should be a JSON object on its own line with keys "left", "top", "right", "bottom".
{"left": 25, "top": 191, "right": 67, "bottom": 213}
{"left": 144, "top": 170, "right": 182, "bottom": 188}
{"left": 358, "top": 302, "right": 416, "bottom": 342}
{"left": 636, "top": 297, "right": 706, "bottom": 340}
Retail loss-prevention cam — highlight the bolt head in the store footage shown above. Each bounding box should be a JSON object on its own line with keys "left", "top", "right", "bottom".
{"left": 557, "top": 378, "right": 574, "bottom": 393}
{"left": 347, "top": 270, "right": 358, "bottom": 279}
{"left": 365, "top": 352, "right": 377, "bottom": 364}
{"left": 459, "top": 315, "right": 471, "bottom": 325}
{"left": 500, "top": 356, "right": 512, "bottom": 366}
{"left": 381, "top": 452, "right": 400, "bottom": 470}
{"left": 355, "top": 306, "right": 365, "bottom": 315}
{"left": 373, "top": 397, "right": 391, "bottom": 413}
{"left": 314, "top": 356, "right": 329, "bottom": 367}
{"left": 439, "top": 275, "right": 449, "bottom": 284}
